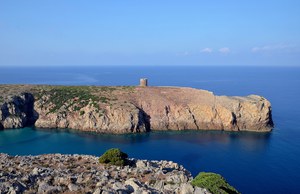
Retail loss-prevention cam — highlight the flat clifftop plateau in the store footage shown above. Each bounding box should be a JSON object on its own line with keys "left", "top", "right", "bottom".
{"left": 0, "top": 85, "right": 273, "bottom": 133}
{"left": 0, "top": 153, "right": 210, "bottom": 194}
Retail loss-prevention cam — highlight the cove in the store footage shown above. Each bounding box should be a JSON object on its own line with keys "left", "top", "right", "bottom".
{"left": 1, "top": 66, "right": 300, "bottom": 194}
{"left": 0, "top": 127, "right": 277, "bottom": 194}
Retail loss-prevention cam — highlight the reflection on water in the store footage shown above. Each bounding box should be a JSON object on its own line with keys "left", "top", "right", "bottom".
{"left": 27, "top": 127, "right": 272, "bottom": 150}
{"left": 0, "top": 127, "right": 272, "bottom": 154}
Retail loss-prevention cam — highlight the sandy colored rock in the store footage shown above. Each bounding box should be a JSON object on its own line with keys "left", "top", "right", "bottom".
{"left": 0, "top": 85, "right": 273, "bottom": 133}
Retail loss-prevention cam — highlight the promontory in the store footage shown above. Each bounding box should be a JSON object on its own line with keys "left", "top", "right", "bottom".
{"left": 0, "top": 85, "right": 273, "bottom": 133}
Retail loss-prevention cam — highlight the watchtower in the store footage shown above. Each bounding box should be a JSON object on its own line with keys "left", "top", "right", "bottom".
{"left": 140, "top": 78, "right": 148, "bottom": 87}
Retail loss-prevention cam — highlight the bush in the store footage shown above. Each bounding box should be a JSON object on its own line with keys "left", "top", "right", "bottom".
{"left": 98, "top": 148, "right": 128, "bottom": 166}
{"left": 191, "top": 172, "right": 239, "bottom": 194}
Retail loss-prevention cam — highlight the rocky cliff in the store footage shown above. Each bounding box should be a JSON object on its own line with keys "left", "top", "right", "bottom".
{"left": 0, "top": 85, "right": 273, "bottom": 133}
{"left": 0, "top": 92, "right": 37, "bottom": 130}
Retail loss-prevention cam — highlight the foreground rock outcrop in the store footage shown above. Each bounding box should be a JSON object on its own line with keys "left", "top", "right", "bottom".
{"left": 0, "top": 153, "right": 210, "bottom": 194}
{"left": 0, "top": 85, "right": 273, "bottom": 133}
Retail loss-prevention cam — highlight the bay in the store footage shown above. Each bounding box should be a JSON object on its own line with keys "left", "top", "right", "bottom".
{"left": 0, "top": 66, "right": 300, "bottom": 194}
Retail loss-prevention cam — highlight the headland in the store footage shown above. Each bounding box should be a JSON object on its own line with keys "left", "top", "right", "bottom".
{"left": 0, "top": 84, "right": 273, "bottom": 133}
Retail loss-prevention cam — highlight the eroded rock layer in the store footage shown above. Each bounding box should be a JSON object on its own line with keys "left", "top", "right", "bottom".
{"left": 0, "top": 85, "right": 273, "bottom": 133}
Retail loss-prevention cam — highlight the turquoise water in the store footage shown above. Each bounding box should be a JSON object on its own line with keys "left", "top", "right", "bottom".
{"left": 1, "top": 66, "right": 300, "bottom": 194}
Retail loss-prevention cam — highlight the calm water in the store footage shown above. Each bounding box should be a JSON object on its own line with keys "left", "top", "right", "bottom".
{"left": 1, "top": 66, "right": 300, "bottom": 194}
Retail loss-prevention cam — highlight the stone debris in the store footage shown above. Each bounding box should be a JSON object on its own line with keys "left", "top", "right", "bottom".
{"left": 0, "top": 153, "right": 211, "bottom": 194}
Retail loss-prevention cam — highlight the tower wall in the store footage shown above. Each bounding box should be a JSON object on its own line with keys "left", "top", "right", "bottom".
{"left": 140, "top": 78, "right": 148, "bottom": 87}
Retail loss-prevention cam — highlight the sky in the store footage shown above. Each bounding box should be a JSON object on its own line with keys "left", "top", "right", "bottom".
{"left": 0, "top": 0, "right": 300, "bottom": 66}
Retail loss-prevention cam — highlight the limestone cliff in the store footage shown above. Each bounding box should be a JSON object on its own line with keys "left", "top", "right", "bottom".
{"left": 0, "top": 85, "right": 273, "bottom": 133}
{"left": 0, "top": 92, "right": 37, "bottom": 129}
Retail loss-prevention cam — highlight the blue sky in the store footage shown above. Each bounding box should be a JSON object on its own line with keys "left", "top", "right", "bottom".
{"left": 0, "top": 0, "right": 299, "bottom": 66}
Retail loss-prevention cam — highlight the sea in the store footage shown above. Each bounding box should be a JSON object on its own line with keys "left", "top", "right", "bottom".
{"left": 0, "top": 66, "right": 300, "bottom": 194}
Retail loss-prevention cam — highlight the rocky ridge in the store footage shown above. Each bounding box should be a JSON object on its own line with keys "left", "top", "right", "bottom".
{"left": 0, "top": 85, "right": 273, "bottom": 133}
{"left": 0, "top": 153, "right": 210, "bottom": 194}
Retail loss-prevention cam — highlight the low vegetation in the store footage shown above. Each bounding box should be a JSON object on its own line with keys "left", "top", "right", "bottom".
{"left": 34, "top": 86, "right": 111, "bottom": 114}
{"left": 30, "top": 85, "right": 138, "bottom": 115}
{"left": 0, "top": 85, "right": 137, "bottom": 113}
{"left": 191, "top": 172, "right": 239, "bottom": 194}
{"left": 98, "top": 148, "right": 128, "bottom": 166}
{"left": 79, "top": 110, "right": 85, "bottom": 116}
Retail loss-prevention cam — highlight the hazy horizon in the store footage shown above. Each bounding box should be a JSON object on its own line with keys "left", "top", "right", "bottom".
{"left": 1, "top": 1, "right": 299, "bottom": 67}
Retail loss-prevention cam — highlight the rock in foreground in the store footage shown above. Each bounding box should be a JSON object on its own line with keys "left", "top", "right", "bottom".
{"left": 0, "top": 153, "right": 210, "bottom": 194}
{"left": 0, "top": 85, "right": 273, "bottom": 133}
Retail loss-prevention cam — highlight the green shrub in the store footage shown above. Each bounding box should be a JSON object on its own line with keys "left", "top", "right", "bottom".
{"left": 191, "top": 172, "right": 239, "bottom": 194}
{"left": 73, "top": 106, "right": 81, "bottom": 111}
{"left": 36, "top": 86, "right": 102, "bottom": 114}
{"left": 98, "top": 148, "right": 128, "bottom": 166}
{"left": 79, "top": 110, "right": 85, "bottom": 115}
{"left": 100, "top": 96, "right": 108, "bottom": 103}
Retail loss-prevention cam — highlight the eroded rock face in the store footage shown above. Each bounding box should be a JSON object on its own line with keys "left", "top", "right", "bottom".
{"left": 0, "top": 85, "right": 273, "bottom": 133}
{"left": 0, "top": 93, "right": 38, "bottom": 129}
{"left": 134, "top": 87, "right": 273, "bottom": 132}
{"left": 34, "top": 98, "right": 149, "bottom": 134}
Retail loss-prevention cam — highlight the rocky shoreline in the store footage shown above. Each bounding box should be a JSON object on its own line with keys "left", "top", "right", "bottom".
{"left": 0, "top": 153, "right": 210, "bottom": 194}
{"left": 0, "top": 85, "right": 273, "bottom": 133}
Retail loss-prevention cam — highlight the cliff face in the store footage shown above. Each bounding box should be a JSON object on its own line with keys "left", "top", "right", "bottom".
{"left": 0, "top": 85, "right": 273, "bottom": 133}
{"left": 34, "top": 99, "right": 149, "bottom": 134}
{"left": 134, "top": 87, "right": 273, "bottom": 132}
{"left": 0, "top": 93, "right": 38, "bottom": 129}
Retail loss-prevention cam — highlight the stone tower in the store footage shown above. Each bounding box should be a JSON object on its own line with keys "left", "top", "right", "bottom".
{"left": 140, "top": 78, "right": 148, "bottom": 87}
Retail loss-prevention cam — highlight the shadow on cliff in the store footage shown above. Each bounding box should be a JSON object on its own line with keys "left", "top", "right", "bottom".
{"left": 137, "top": 108, "right": 151, "bottom": 133}
{"left": 25, "top": 93, "right": 39, "bottom": 127}
{"left": 0, "top": 93, "right": 39, "bottom": 128}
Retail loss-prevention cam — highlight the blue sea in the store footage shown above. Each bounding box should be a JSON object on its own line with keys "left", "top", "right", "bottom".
{"left": 0, "top": 66, "right": 300, "bottom": 194}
